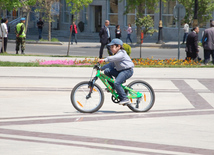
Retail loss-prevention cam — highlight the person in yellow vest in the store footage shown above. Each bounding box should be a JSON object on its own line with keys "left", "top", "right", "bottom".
{"left": 15, "top": 18, "right": 26, "bottom": 54}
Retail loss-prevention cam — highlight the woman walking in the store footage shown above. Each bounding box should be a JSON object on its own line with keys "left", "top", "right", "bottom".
{"left": 125, "top": 23, "right": 132, "bottom": 44}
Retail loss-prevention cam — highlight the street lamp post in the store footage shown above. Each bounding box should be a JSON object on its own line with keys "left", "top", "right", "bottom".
{"left": 157, "top": 0, "right": 164, "bottom": 44}
{"left": 193, "top": 0, "right": 198, "bottom": 27}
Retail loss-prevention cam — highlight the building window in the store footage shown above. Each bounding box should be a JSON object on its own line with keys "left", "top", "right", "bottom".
{"left": 124, "top": 0, "right": 136, "bottom": 26}
{"left": 126, "top": 9, "right": 135, "bottom": 26}
{"left": 108, "top": 0, "right": 118, "bottom": 26}
{"left": 62, "top": 0, "right": 71, "bottom": 23}
{"left": 124, "top": 1, "right": 155, "bottom": 27}
{"left": 83, "top": 6, "right": 88, "bottom": 25}
{"left": 162, "top": 1, "right": 176, "bottom": 27}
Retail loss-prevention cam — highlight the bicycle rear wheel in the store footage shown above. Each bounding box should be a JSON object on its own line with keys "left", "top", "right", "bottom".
{"left": 127, "top": 80, "right": 155, "bottom": 112}
{"left": 71, "top": 81, "right": 104, "bottom": 113}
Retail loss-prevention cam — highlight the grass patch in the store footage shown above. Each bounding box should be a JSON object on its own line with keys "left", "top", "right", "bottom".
{"left": 39, "top": 38, "right": 59, "bottom": 42}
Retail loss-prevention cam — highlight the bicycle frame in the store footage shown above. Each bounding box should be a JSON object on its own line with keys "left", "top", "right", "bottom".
{"left": 91, "top": 69, "right": 142, "bottom": 100}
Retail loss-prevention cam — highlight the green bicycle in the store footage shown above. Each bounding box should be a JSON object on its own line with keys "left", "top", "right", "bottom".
{"left": 70, "top": 63, "right": 155, "bottom": 113}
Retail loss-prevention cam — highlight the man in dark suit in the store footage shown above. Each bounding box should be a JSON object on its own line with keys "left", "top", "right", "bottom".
{"left": 202, "top": 21, "right": 214, "bottom": 65}
{"left": 185, "top": 27, "right": 200, "bottom": 61}
{"left": 99, "top": 20, "right": 113, "bottom": 58}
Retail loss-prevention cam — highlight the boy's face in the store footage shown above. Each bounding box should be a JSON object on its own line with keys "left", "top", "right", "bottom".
{"left": 110, "top": 44, "right": 121, "bottom": 54}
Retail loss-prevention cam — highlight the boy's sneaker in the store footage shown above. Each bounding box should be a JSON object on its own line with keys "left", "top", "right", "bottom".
{"left": 119, "top": 98, "right": 130, "bottom": 105}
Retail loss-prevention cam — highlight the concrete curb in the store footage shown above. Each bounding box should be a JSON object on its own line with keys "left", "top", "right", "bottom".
{"left": 7, "top": 40, "right": 63, "bottom": 45}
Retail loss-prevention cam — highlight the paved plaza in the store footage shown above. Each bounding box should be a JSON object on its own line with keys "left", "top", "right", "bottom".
{"left": 0, "top": 66, "right": 214, "bottom": 155}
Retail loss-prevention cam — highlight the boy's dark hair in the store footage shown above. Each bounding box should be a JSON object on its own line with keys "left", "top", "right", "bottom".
{"left": 115, "top": 44, "right": 124, "bottom": 50}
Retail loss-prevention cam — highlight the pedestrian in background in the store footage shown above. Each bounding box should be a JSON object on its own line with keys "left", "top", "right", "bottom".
{"left": 15, "top": 18, "right": 26, "bottom": 54}
{"left": 99, "top": 20, "right": 112, "bottom": 58}
{"left": 182, "top": 22, "right": 189, "bottom": 44}
{"left": 202, "top": 21, "right": 214, "bottom": 65}
{"left": 115, "top": 25, "right": 121, "bottom": 39}
{"left": 70, "top": 21, "right": 78, "bottom": 44}
{"left": 125, "top": 23, "right": 132, "bottom": 44}
{"left": 37, "top": 18, "right": 44, "bottom": 39}
{"left": 185, "top": 27, "right": 201, "bottom": 61}
{"left": 0, "top": 18, "right": 8, "bottom": 53}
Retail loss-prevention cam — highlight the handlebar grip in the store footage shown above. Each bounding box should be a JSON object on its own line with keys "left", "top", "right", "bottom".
{"left": 93, "top": 62, "right": 101, "bottom": 70}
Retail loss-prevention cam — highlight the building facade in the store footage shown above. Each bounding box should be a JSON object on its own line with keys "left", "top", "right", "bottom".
{"left": 59, "top": 0, "right": 213, "bottom": 41}
{"left": 1, "top": 0, "right": 214, "bottom": 41}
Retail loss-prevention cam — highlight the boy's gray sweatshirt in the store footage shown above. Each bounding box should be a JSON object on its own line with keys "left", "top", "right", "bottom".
{"left": 102, "top": 49, "right": 134, "bottom": 71}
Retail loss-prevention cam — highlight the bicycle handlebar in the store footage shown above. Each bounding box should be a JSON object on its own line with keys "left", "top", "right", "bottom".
{"left": 93, "top": 62, "right": 101, "bottom": 70}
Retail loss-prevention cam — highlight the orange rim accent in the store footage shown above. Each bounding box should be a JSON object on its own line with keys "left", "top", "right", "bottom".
{"left": 77, "top": 101, "right": 83, "bottom": 107}
{"left": 144, "top": 93, "right": 146, "bottom": 102}
{"left": 130, "top": 98, "right": 133, "bottom": 103}
{"left": 93, "top": 88, "right": 97, "bottom": 92}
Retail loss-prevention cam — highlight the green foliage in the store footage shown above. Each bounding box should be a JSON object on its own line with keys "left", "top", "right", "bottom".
{"left": 123, "top": 43, "right": 131, "bottom": 56}
{"left": 135, "top": 15, "right": 158, "bottom": 36}
{"left": 123, "top": 0, "right": 161, "bottom": 16}
{"left": 35, "top": 0, "right": 54, "bottom": 22}
{"left": 39, "top": 38, "right": 59, "bottom": 42}
{"left": 66, "top": 0, "right": 93, "bottom": 14}
{"left": 0, "top": 0, "right": 36, "bottom": 11}
{"left": 177, "top": 0, "right": 214, "bottom": 26}
{"left": 51, "top": 38, "right": 59, "bottom": 42}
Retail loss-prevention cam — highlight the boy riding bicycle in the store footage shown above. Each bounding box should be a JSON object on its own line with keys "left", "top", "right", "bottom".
{"left": 99, "top": 38, "right": 134, "bottom": 105}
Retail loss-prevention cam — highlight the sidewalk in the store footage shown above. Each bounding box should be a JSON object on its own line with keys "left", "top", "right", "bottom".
{"left": 0, "top": 67, "right": 214, "bottom": 155}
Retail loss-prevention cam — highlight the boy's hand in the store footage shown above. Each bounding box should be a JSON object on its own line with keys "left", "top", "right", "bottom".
{"left": 98, "top": 59, "right": 105, "bottom": 63}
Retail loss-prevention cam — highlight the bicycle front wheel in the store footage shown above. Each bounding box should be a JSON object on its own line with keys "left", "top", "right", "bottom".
{"left": 127, "top": 80, "right": 155, "bottom": 112}
{"left": 71, "top": 81, "right": 104, "bottom": 113}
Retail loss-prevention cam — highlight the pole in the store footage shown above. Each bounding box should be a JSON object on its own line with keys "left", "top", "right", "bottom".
{"left": 67, "top": 30, "right": 72, "bottom": 56}
{"left": 178, "top": 7, "right": 181, "bottom": 60}
{"left": 193, "top": 0, "right": 198, "bottom": 27}
{"left": 157, "top": 0, "right": 164, "bottom": 44}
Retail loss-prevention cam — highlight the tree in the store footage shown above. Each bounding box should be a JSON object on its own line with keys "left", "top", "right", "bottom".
{"left": 19, "top": 0, "right": 37, "bottom": 34}
{"left": 124, "top": 0, "right": 162, "bottom": 43}
{"left": 36, "top": 0, "right": 57, "bottom": 41}
{"left": 135, "top": 15, "right": 158, "bottom": 39}
{"left": 0, "top": 0, "right": 36, "bottom": 52}
{"left": 177, "top": 0, "right": 214, "bottom": 27}
{"left": 66, "top": 0, "right": 93, "bottom": 56}
{"left": 66, "top": 0, "right": 93, "bottom": 15}
{"left": 0, "top": 0, "right": 36, "bottom": 33}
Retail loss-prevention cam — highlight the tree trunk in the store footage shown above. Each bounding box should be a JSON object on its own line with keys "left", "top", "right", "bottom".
{"left": 136, "top": 4, "right": 143, "bottom": 44}
{"left": 48, "top": 20, "right": 51, "bottom": 41}
{"left": 25, "top": 8, "right": 31, "bottom": 34}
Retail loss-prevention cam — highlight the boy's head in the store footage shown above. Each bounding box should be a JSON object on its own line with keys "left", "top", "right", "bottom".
{"left": 108, "top": 39, "right": 123, "bottom": 54}
{"left": 108, "top": 38, "right": 123, "bottom": 46}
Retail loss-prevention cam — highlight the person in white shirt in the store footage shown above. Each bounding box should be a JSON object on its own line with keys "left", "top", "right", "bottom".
{"left": 125, "top": 23, "right": 133, "bottom": 44}
{"left": 0, "top": 18, "right": 8, "bottom": 53}
{"left": 182, "top": 22, "right": 189, "bottom": 44}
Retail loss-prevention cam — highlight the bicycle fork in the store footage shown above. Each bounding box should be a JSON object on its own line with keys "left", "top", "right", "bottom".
{"left": 86, "top": 76, "right": 98, "bottom": 99}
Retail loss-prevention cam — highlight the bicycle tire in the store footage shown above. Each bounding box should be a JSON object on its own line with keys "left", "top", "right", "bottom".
{"left": 71, "top": 81, "right": 104, "bottom": 113}
{"left": 126, "top": 80, "right": 155, "bottom": 112}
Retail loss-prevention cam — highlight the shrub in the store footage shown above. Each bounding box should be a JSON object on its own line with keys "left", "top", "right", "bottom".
{"left": 51, "top": 38, "right": 59, "bottom": 42}
{"left": 123, "top": 43, "right": 131, "bottom": 56}
{"left": 107, "top": 43, "right": 131, "bottom": 56}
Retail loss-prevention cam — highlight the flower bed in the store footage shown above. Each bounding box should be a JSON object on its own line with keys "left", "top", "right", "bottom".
{"left": 36, "top": 57, "right": 202, "bottom": 67}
